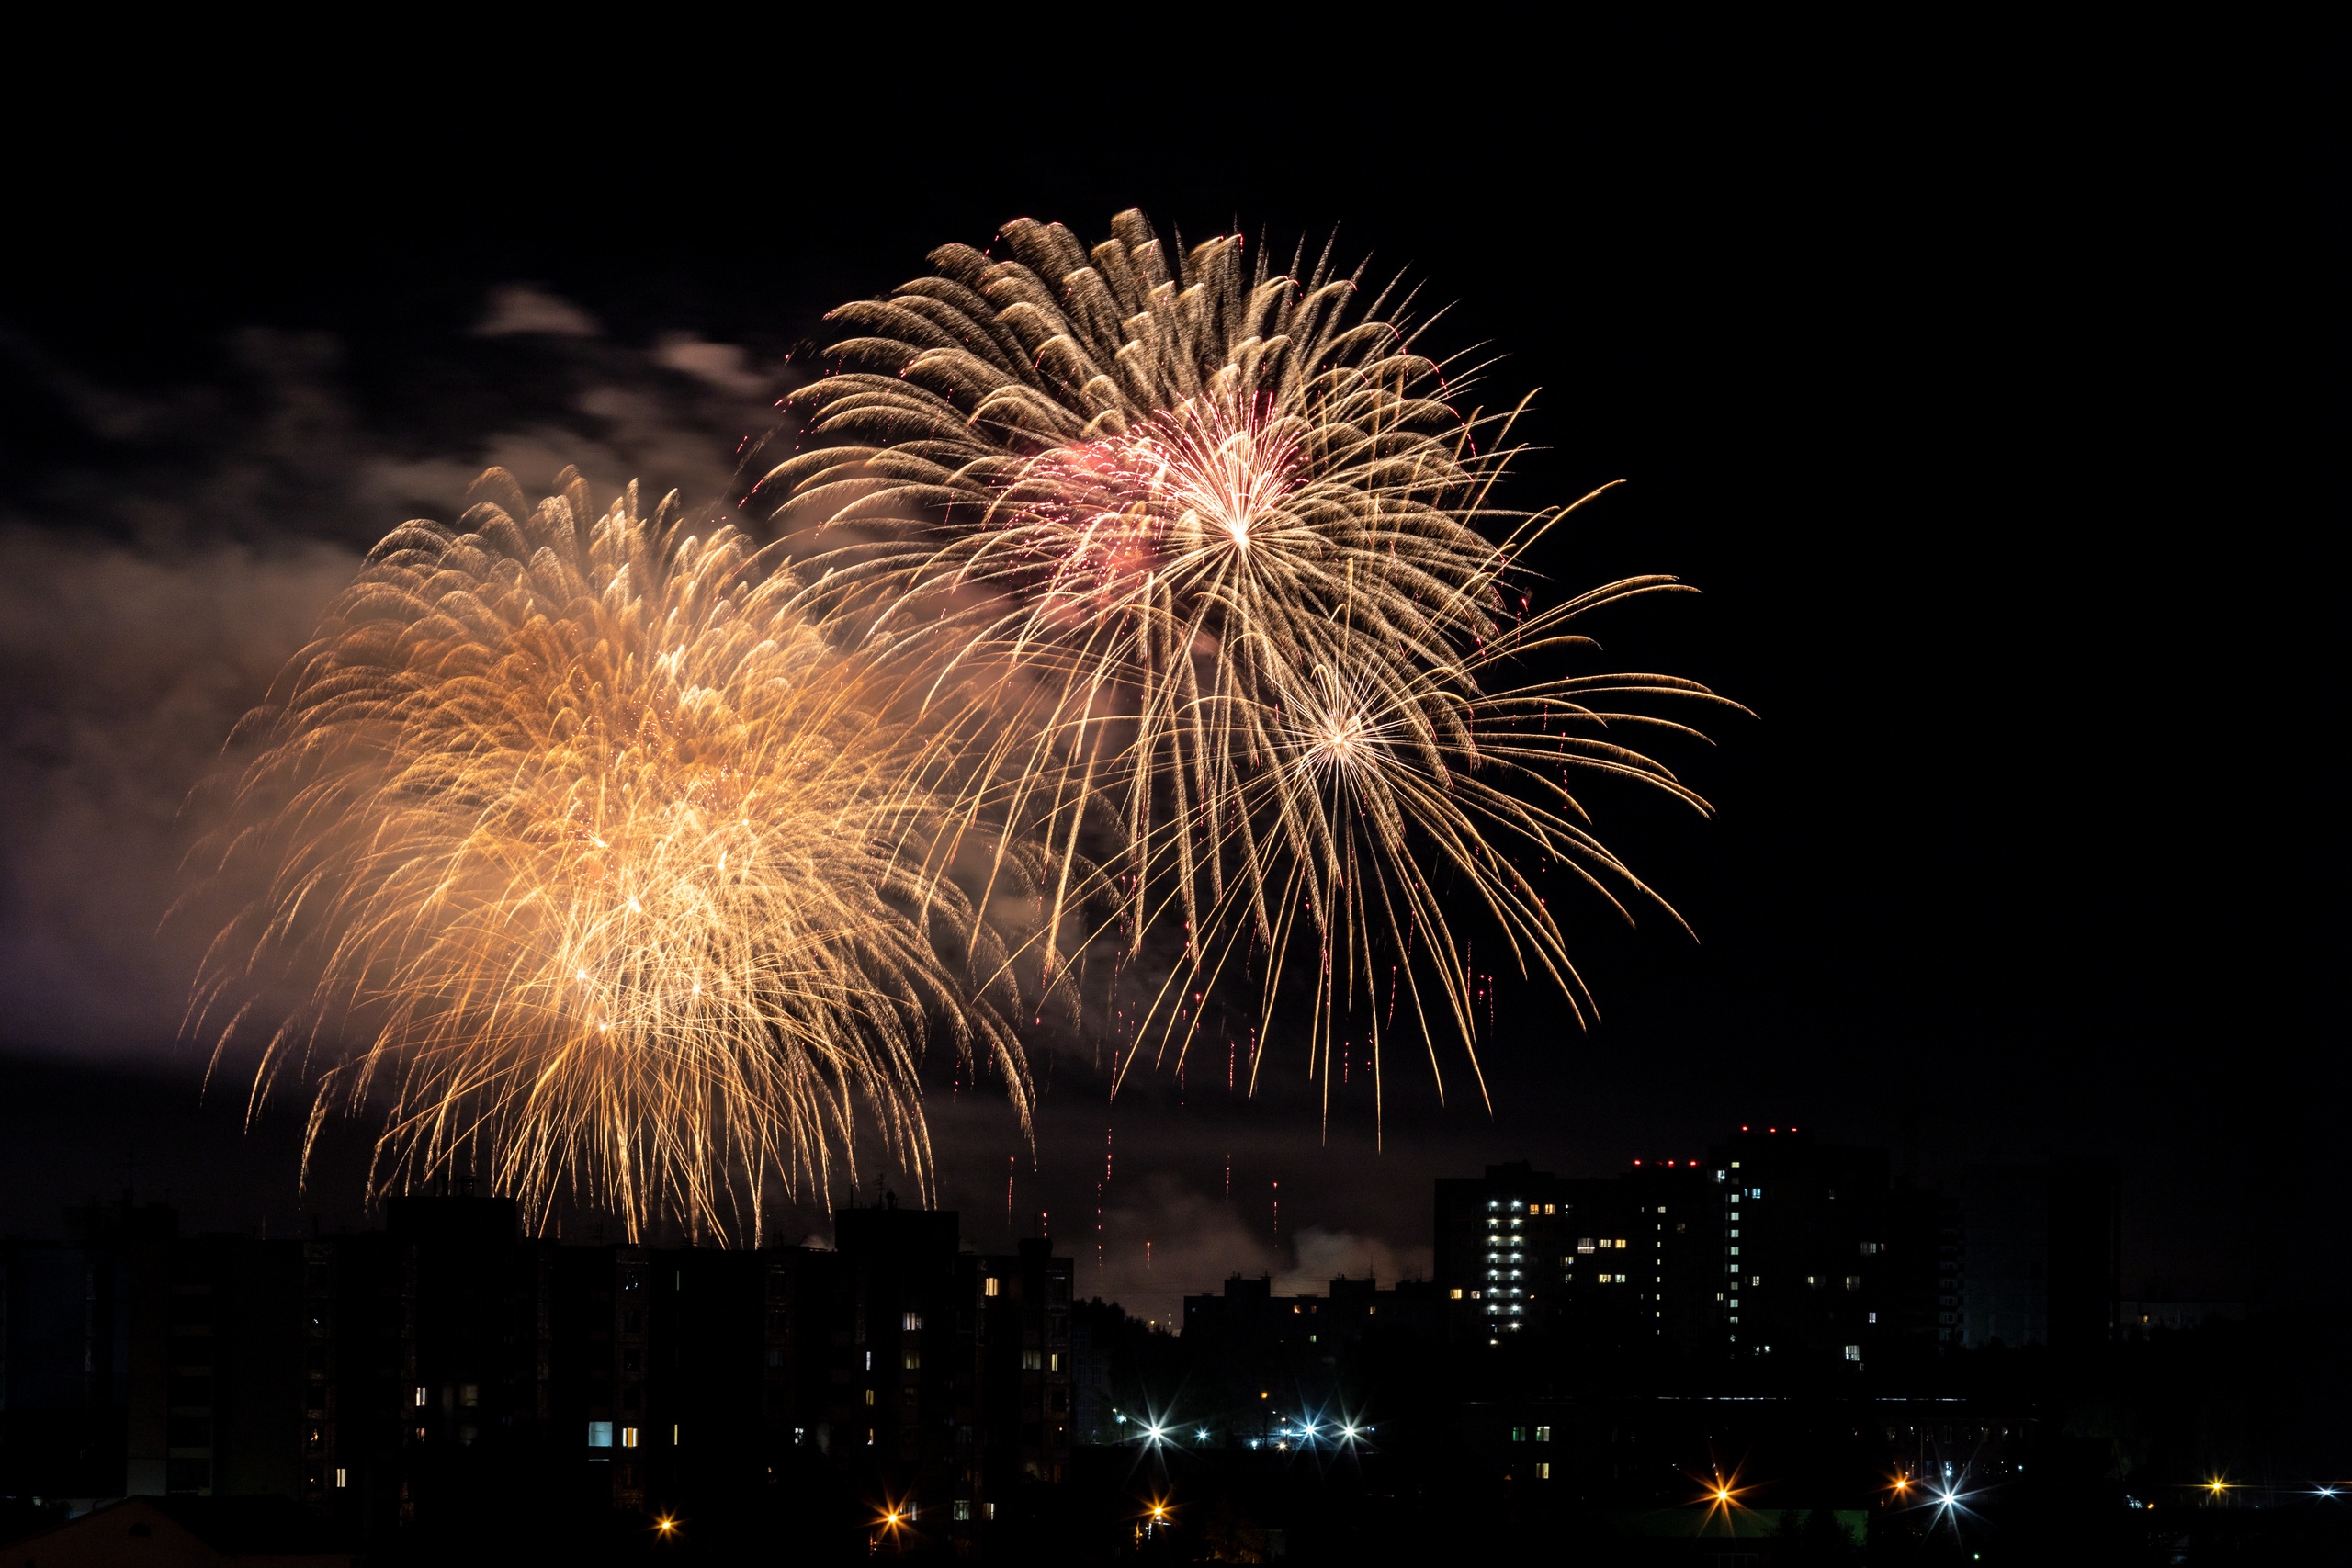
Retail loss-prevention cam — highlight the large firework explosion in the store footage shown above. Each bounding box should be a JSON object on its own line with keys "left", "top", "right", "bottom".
{"left": 197, "top": 212, "right": 1731, "bottom": 1231}
{"left": 193, "top": 468, "right": 1029, "bottom": 1241}
{"left": 769, "top": 210, "right": 1732, "bottom": 1119}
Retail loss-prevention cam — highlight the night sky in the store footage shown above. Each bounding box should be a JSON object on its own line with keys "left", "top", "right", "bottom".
{"left": 1, "top": 27, "right": 2341, "bottom": 1333}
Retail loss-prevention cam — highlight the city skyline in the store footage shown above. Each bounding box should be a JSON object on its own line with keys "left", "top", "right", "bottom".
{"left": 0, "top": 18, "right": 2341, "bottom": 1560}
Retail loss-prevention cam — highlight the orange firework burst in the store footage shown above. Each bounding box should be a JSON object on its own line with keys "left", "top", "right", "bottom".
{"left": 191, "top": 468, "right": 1028, "bottom": 1240}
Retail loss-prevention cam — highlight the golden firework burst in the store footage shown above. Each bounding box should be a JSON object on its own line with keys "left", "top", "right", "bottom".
{"left": 769, "top": 210, "right": 1736, "bottom": 1115}
{"left": 193, "top": 468, "right": 1027, "bottom": 1241}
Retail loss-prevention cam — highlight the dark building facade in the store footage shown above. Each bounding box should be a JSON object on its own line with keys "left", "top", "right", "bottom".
{"left": 1, "top": 1193, "right": 1072, "bottom": 1551}
{"left": 1709, "top": 1127, "right": 1901, "bottom": 1368}
{"left": 1949, "top": 1160, "right": 2122, "bottom": 1351}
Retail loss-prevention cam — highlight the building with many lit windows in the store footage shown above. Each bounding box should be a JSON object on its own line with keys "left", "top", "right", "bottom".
{"left": 1433, "top": 1163, "right": 1573, "bottom": 1337}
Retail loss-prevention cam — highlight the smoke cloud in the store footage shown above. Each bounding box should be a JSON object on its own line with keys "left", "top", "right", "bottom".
{"left": 0, "top": 289, "right": 784, "bottom": 1061}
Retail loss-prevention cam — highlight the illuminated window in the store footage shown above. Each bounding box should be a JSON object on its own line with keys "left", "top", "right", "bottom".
{"left": 1868, "top": 1311, "right": 1878, "bottom": 1324}
{"left": 1534, "top": 1425, "right": 1552, "bottom": 1442}
{"left": 588, "top": 1421, "right": 614, "bottom": 1448}
{"left": 903, "top": 1351, "right": 922, "bottom": 1371}
{"left": 983, "top": 1278, "right": 1001, "bottom": 1297}
{"left": 621, "top": 1427, "right": 639, "bottom": 1449}
{"left": 334, "top": 1468, "right": 347, "bottom": 1489}
{"left": 1048, "top": 1353, "right": 1061, "bottom": 1372}
{"left": 1844, "top": 1346, "right": 1860, "bottom": 1362}
{"left": 865, "top": 1390, "right": 876, "bottom": 1407}
{"left": 903, "top": 1311, "right": 923, "bottom": 1331}
{"left": 1845, "top": 1276, "right": 1861, "bottom": 1291}
{"left": 673, "top": 1424, "right": 681, "bottom": 1443}
{"left": 1538, "top": 1461, "right": 1553, "bottom": 1479}
{"left": 1448, "top": 1288, "right": 1463, "bottom": 1300}
{"left": 1022, "top": 1349, "right": 1043, "bottom": 1370}
{"left": 413, "top": 1386, "right": 428, "bottom": 1408}
{"left": 955, "top": 1501, "right": 972, "bottom": 1521}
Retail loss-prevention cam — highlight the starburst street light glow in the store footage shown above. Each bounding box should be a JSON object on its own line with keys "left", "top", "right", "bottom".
{"left": 1694, "top": 1464, "right": 1754, "bottom": 1533}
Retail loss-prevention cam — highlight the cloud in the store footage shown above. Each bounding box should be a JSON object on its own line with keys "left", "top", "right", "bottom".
{"left": 472, "top": 285, "right": 603, "bottom": 338}
{"left": 0, "top": 307, "right": 776, "bottom": 1063}
{"left": 0, "top": 529, "right": 357, "bottom": 1056}
{"left": 1047, "top": 1169, "right": 1432, "bottom": 1331}
{"left": 655, "top": 334, "right": 771, "bottom": 396}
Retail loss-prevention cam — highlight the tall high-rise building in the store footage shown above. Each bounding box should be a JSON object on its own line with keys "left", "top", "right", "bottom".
{"left": 1949, "top": 1160, "right": 2120, "bottom": 1351}
{"left": 1706, "top": 1127, "right": 1898, "bottom": 1367}
{"left": 1433, "top": 1162, "right": 1574, "bottom": 1338}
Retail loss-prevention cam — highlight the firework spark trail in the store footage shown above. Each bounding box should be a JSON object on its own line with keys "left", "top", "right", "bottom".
{"left": 770, "top": 210, "right": 1739, "bottom": 1118}
{"left": 190, "top": 468, "right": 1030, "bottom": 1243}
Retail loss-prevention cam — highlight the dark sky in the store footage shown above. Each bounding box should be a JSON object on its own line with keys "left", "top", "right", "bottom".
{"left": 1, "top": 24, "right": 2341, "bottom": 1326}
